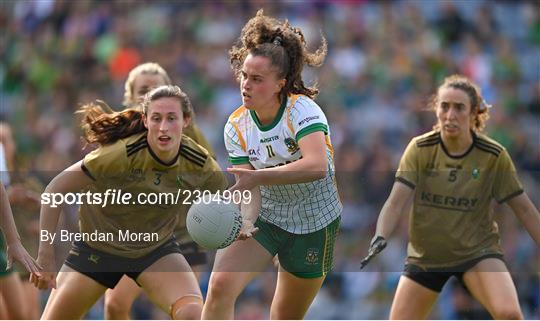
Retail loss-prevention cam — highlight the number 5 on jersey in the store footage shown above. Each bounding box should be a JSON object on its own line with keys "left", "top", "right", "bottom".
{"left": 448, "top": 169, "right": 457, "bottom": 182}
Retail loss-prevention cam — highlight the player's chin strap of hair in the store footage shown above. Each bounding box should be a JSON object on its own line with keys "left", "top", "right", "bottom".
{"left": 479, "top": 98, "right": 492, "bottom": 112}
{"left": 170, "top": 294, "right": 203, "bottom": 319}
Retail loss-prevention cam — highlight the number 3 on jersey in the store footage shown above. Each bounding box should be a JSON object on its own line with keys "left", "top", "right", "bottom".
{"left": 266, "top": 145, "right": 276, "bottom": 158}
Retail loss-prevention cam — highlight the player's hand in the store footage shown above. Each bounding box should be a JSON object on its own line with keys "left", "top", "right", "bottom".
{"left": 360, "top": 235, "right": 387, "bottom": 269}
{"left": 6, "top": 241, "right": 41, "bottom": 273}
{"left": 30, "top": 255, "right": 56, "bottom": 290}
{"left": 227, "top": 167, "right": 259, "bottom": 192}
{"left": 237, "top": 219, "right": 259, "bottom": 240}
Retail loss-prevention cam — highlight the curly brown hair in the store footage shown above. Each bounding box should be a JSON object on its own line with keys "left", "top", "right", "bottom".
{"left": 430, "top": 74, "right": 490, "bottom": 132}
{"left": 79, "top": 85, "right": 192, "bottom": 145}
{"left": 229, "top": 9, "right": 327, "bottom": 102}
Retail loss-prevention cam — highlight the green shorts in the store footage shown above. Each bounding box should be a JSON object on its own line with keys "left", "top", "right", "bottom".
{"left": 254, "top": 217, "right": 340, "bottom": 278}
{"left": 0, "top": 232, "right": 13, "bottom": 277}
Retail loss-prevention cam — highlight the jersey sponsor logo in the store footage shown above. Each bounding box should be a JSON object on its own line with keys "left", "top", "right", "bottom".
{"left": 260, "top": 135, "right": 279, "bottom": 144}
{"left": 248, "top": 146, "right": 261, "bottom": 156}
{"left": 419, "top": 191, "right": 478, "bottom": 211}
{"left": 127, "top": 168, "right": 145, "bottom": 182}
{"left": 260, "top": 135, "right": 279, "bottom": 143}
{"left": 305, "top": 248, "right": 319, "bottom": 265}
{"left": 285, "top": 137, "right": 299, "bottom": 154}
{"left": 298, "top": 115, "right": 319, "bottom": 126}
{"left": 248, "top": 147, "right": 261, "bottom": 161}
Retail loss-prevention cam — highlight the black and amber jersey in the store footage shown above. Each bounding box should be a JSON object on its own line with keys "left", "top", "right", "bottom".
{"left": 80, "top": 132, "right": 227, "bottom": 258}
{"left": 396, "top": 130, "right": 523, "bottom": 268}
{"left": 183, "top": 123, "right": 216, "bottom": 159}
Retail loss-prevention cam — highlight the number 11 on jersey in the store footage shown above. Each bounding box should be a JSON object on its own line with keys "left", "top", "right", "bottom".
{"left": 266, "top": 145, "right": 276, "bottom": 158}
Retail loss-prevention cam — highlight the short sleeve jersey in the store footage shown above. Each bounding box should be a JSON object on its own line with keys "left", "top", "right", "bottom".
{"left": 396, "top": 130, "right": 523, "bottom": 267}
{"left": 224, "top": 95, "right": 342, "bottom": 234}
{"left": 0, "top": 143, "right": 9, "bottom": 186}
{"left": 81, "top": 132, "right": 227, "bottom": 258}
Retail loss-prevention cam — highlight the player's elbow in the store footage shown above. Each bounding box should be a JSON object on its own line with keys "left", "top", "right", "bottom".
{"left": 306, "top": 157, "right": 328, "bottom": 179}
{"left": 44, "top": 178, "right": 59, "bottom": 195}
{"left": 312, "top": 170, "right": 327, "bottom": 180}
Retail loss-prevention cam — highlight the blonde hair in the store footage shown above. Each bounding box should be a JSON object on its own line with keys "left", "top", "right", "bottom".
{"left": 123, "top": 62, "right": 171, "bottom": 106}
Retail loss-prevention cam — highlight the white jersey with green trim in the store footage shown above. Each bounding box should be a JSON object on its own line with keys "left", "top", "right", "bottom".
{"left": 224, "top": 94, "right": 342, "bottom": 234}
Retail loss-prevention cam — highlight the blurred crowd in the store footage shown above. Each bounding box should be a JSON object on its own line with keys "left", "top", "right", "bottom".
{"left": 1, "top": 0, "right": 539, "bottom": 319}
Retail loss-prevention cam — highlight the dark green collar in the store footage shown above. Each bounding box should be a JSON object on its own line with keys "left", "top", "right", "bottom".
{"left": 249, "top": 98, "right": 287, "bottom": 132}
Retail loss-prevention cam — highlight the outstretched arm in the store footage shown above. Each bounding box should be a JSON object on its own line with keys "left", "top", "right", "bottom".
{"left": 31, "top": 160, "right": 94, "bottom": 289}
{"left": 507, "top": 192, "right": 540, "bottom": 244}
{"left": 0, "top": 183, "right": 41, "bottom": 273}
{"left": 228, "top": 131, "right": 328, "bottom": 191}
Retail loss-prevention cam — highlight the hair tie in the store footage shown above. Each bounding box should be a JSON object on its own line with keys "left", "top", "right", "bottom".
{"left": 273, "top": 36, "right": 282, "bottom": 46}
{"left": 480, "top": 99, "right": 492, "bottom": 111}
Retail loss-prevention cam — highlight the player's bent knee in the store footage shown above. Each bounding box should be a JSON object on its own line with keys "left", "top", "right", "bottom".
{"left": 207, "top": 273, "right": 237, "bottom": 300}
{"left": 104, "top": 303, "right": 130, "bottom": 319}
{"left": 104, "top": 296, "right": 131, "bottom": 319}
{"left": 170, "top": 294, "right": 203, "bottom": 320}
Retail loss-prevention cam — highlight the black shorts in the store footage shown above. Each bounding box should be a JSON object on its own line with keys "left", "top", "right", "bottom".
{"left": 180, "top": 241, "right": 207, "bottom": 266}
{"left": 403, "top": 254, "right": 504, "bottom": 293}
{"left": 65, "top": 238, "right": 182, "bottom": 289}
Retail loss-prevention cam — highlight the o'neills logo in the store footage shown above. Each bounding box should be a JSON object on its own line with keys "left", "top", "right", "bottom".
{"left": 218, "top": 215, "right": 242, "bottom": 249}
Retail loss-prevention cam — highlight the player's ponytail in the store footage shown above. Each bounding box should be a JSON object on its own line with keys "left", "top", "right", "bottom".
{"left": 79, "top": 85, "right": 192, "bottom": 146}
{"left": 230, "top": 9, "right": 327, "bottom": 101}
{"left": 78, "top": 102, "right": 146, "bottom": 145}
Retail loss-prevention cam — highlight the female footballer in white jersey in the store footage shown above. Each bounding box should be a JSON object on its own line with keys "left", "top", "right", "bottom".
{"left": 202, "top": 10, "right": 342, "bottom": 319}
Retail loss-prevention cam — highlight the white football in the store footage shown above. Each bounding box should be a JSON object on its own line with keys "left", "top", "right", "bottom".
{"left": 186, "top": 195, "right": 242, "bottom": 249}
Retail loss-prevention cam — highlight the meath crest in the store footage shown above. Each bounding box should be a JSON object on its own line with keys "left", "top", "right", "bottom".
{"left": 285, "top": 137, "right": 299, "bottom": 154}
{"left": 305, "top": 248, "right": 319, "bottom": 265}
